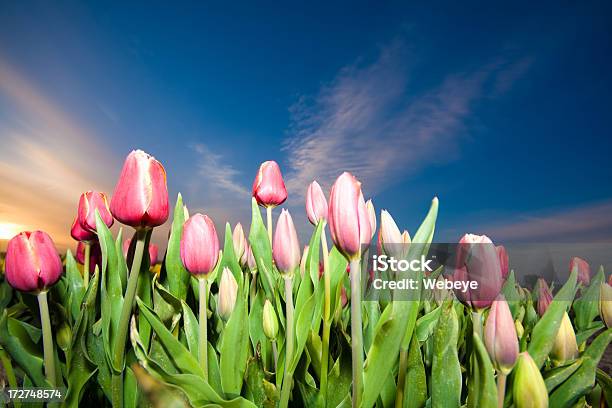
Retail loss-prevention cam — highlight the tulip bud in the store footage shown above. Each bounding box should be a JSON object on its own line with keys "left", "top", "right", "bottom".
{"left": 600, "top": 283, "right": 612, "bottom": 328}
{"left": 299, "top": 245, "right": 309, "bottom": 278}
{"left": 306, "top": 181, "right": 328, "bottom": 225}
{"left": 453, "top": 234, "right": 503, "bottom": 309}
{"left": 218, "top": 268, "right": 238, "bottom": 321}
{"left": 513, "top": 352, "right": 548, "bottom": 408}
{"left": 252, "top": 161, "right": 287, "bottom": 208}
{"left": 123, "top": 238, "right": 159, "bottom": 265}
{"left": 380, "top": 210, "right": 410, "bottom": 259}
{"left": 484, "top": 296, "right": 519, "bottom": 374}
{"left": 110, "top": 150, "right": 169, "bottom": 229}
{"left": 180, "top": 214, "right": 220, "bottom": 276}
{"left": 76, "top": 241, "right": 102, "bottom": 273}
{"left": 536, "top": 278, "right": 553, "bottom": 317}
{"left": 5, "top": 231, "right": 63, "bottom": 292}
{"left": 78, "top": 190, "right": 113, "bottom": 232}
{"left": 608, "top": 274, "right": 612, "bottom": 286}
{"left": 328, "top": 172, "right": 371, "bottom": 260}
{"left": 366, "top": 199, "right": 376, "bottom": 239}
{"left": 241, "top": 244, "right": 256, "bottom": 271}
{"left": 515, "top": 319, "right": 525, "bottom": 339}
{"left": 56, "top": 322, "right": 72, "bottom": 352}
{"left": 496, "top": 245, "right": 509, "bottom": 279}
{"left": 71, "top": 216, "right": 95, "bottom": 242}
{"left": 232, "top": 223, "right": 246, "bottom": 261}
{"left": 570, "top": 256, "right": 590, "bottom": 286}
{"left": 273, "top": 209, "right": 301, "bottom": 275}
{"left": 263, "top": 299, "right": 279, "bottom": 340}
{"left": 551, "top": 312, "right": 578, "bottom": 363}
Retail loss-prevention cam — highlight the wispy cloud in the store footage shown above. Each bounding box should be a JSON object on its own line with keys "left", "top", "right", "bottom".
{"left": 192, "top": 143, "right": 250, "bottom": 199}
{"left": 283, "top": 42, "right": 531, "bottom": 201}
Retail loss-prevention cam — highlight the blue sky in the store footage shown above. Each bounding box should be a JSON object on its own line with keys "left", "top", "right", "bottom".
{"left": 1, "top": 1, "right": 611, "bottom": 250}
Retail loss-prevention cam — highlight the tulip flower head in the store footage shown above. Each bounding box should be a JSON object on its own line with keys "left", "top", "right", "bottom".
{"left": 232, "top": 223, "right": 247, "bottom": 261}
{"left": 328, "top": 172, "right": 371, "bottom": 261}
{"left": 71, "top": 216, "right": 96, "bottom": 242}
{"left": 380, "top": 210, "right": 410, "bottom": 259}
{"left": 570, "top": 256, "right": 590, "bottom": 286}
{"left": 241, "top": 244, "right": 256, "bottom": 271}
{"left": 77, "top": 241, "right": 102, "bottom": 272}
{"left": 600, "top": 282, "right": 612, "bottom": 328}
{"left": 453, "top": 233, "right": 503, "bottom": 309}
{"left": 252, "top": 161, "right": 287, "bottom": 208}
{"left": 484, "top": 296, "right": 519, "bottom": 374}
{"left": 366, "top": 199, "right": 376, "bottom": 239}
{"left": 123, "top": 238, "right": 159, "bottom": 265}
{"left": 513, "top": 352, "right": 549, "bottom": 408}
{"left": 551, "top": 312, "right": 578, "bottom": 363}
{"left": 110, "top": 150, "right": 169, "bottom": 229}
{"left": 180, "top": 214, "right": 220, "bottom": 276}
{"left": 273, "top": 209, "right": 301, "bottom": 275}
{"left": 5, "top": 231, "right": 63, "bottom": 292}
{"left": 218, "top": 267, "right": 238, "bottom": 321}
{"left": 306, "top": 181, "right": 328, "bottom": 225}
{"left": 263, "top": 299, "right": 279, "bottom": 340}
{"left": 536, "top": 278, "right": 553, "bottom": 317}
{"left": 78, "top": 190, "right": 113, "bottom": 232}
{"left": 496, "top": 245, "right": 509, "bottom": 279}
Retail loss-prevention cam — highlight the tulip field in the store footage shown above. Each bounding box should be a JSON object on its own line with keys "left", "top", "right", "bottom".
{"left": 0, "top": 149, "right": 611, "bottom": 408}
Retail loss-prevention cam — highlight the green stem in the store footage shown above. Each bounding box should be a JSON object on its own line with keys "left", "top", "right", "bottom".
{"left": 1, "top": 349, "right": 22, "bottom": 408}
{"left": 266, "top": 206, "right": 273, "bottom": 247}
{"left": 37, "top": 291, "right": 55, "bottom": 387}
{"left": 395, "top": 347, "right": 409, "bottom": 408}
{"left": 279, "top": 276, "right": 295, "bottom": 408}
{"left": 83, "top": 242, "right": 90, "bottom": 287}
{"left": 497, "top": 372, "right": 507, "bottom": 408}
{"left": 199, "top": 277, "right": 209, "bottom": 381}
{"left": 472, "top": 310, "right": 483, "bottom": 339}
{"left": 349, "top": 258, "right": 364, "bottom": 408}
{"left": 250, "top": 272, "right": 258, "bottom": 310}
{"left": 272, "top": 340, "right": 278, "bottom": 373}
{"left": 111, "top": 228, "right": 148, "bottom": 408}
{"left": 320, "top": 226, "right": 331, "bottom": 403}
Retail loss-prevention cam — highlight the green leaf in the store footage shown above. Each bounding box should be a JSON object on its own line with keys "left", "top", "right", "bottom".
{"left": 466, "top": 333, "right": 497, "bottom": 408}
{"left": 500, "top": 271, "right": 520, "bottom": 319}
{"left": 248, "top": 198, "right": 275, "bottom": 300}
{"left": 248, "top": 291, "right": 271, "bottom": 369}
{"left": 403, "top": 334, "right": 427, "bottom": 408}
{"left": 415, "top": 306, "right": 441, "bottom": 343}
{"left": 166, "top": 193, "right": 190, "bottom": 299}
{"left": 64, "top": 250, "right": 85, "bottom": 324}
{"left": 431, "top": 300, "right": 461, "bottom": 408}
{"left": 544, "top": 359, "right": 582, "bottom": 392}
{"left": 219, "top": 222, "right": 244, "bottom": 286}
{"left": 219, "top": 284, "right": 249, "bottom": 396}
{"left": 181, "top": 300, "right": 199, "bottom": 360}
{"left": 572, "top": 267, "right": 605, "bottom": 332}
{"left": 596, "top": 369, "right": 612, "bottom": 407}
{"left": 527, "top": 268, "right": 578, "bottom": 369}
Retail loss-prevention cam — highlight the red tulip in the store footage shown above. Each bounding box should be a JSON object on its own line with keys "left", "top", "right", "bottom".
{"left": 306, "top": 181, "right": 328, "bottom": 225}
{"left": 497, "top": 245, "right": 509, "bottom": 279}
{"left": 71, "top": 216, "right": 95, "bottom": 242}
{"left": 484, "top": 296, "right": 519, "bottom": 374}
{"left": 273, "top": 209, "right": 301, "bottom": 274}
{"left": 536, "top": 278, "right": 553, "bottom": 317}
{"left": 328, "top": 172, "right": 371, "bottom": 260}
{"left": 5, "top": 231, "right": 63, "bottom": 292}
{"left": 252, "top": 161, "right": 287, "bottom": 207}
{"left": 453, "top": 233, "right": 503, "bottom": 309}
{"left": 180, "top": 214, "right": 220, "bottom": 275}
{"left": 77, "top": 190, "right": 113, "bottom": 232}
{"left": 123, "top": 238, "right": 159, "bottom": 265}
{"left": 110, "top": 150, "right": 169, "bottom": 229}
{"left": 76, "top": 241, "right": 102, "bottom": 273}
{"left": 570, "top": 256, "right": 590, "bottom": 286}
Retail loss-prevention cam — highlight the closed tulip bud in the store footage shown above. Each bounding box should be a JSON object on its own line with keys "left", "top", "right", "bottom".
{"left": 56, "top": 322, "right": 72, "bottom": 352}
{"left": 218, "top": 268, "right": 238, "bottom": 321}
{"left": 241, "top": 244, "right": 256, "bottom": 271}
{"left": 484, "top": 297, "right": 519, "bottom": 374}
{"left": 180, "top": 214, "right": 220, "bottom": 276}
{"left": 262, "top": 299, "right": 279, "bottom": 340}
{"left": 328, "top": 172, "right": 371, "bottom": 260}
{"left": 513, "top": 352, "right": 548, "bottom": 408}
{"left": 496, "top": 245, "right": 509, "bottom": 279}
{"left": 551, "top": 312, "right": 578, "bottom": 363}
{"left": 252, "top": 161, "right": 287, "bottom": 208}
{"left": 366, "top": 199, "right": 376, "bottom": 239}
{"left": 537, "top": 278, "right": 553, "bottom": 317}
{"left": 600, "top": 283, "right": 612, "bottom": 328}
{"left": 5, "top": 231, "right": 63, "bottom": 292}
{"left": 71, "top": 216, "right": 96, "bottom": 242}
{"left": 570, "top": 256, "right": 590, "bottom": 286}
{"left": 273, "top": 209, "right": 301, "bottom": 275}
{"left": 78, "top": 190, "right": 113, "bottom": 232}
{"left": 453, "top": 234, "right": 503, "bottom": 309}
{"left": 609, "top": 274, "right": 612, "bottom": 286}
{"left": 232, "top": 223, "right": 246, "bottom": 261}
{"left": 379, "top": 210, "right": 409, "bottom": 258}
{"left": 110, "top": 150, "right": 169, "bottom": 229}
{"left": 76, "top": 241, "right": 102, "bottom": 272}
{"left": 306, "top": 181, "right": 328, "bottom": 225}
{"left": 149, "top": 243, "right": 159, "bottom": 265}
{"left": 515, "top": 319, "right": 525, "bottom": 339}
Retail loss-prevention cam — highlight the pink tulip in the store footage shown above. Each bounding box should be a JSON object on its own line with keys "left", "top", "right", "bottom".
{"left": 76, "top": 241, "right": 102, "bottom": 273}
{"left": 453, "top": 233, "right": 503, "bottom": 309}
{"left": 570, "top": 256, "right": 590, "bottom": 286}
{"left": 123, "top": 238, "right": 159, "bottom": 265}
{"left": 537, "top": 278, "right": 553, "bottom": 317}
{"left": 5, "top": 231, "right": 63, "bottom": 292}
{"left": 71, "top": 216, "right": 96, "bottom": 242}
{"left": 241, "top": 244, "right": 256, "bottom": 271}
{"left": 77, "top": 190, "right": 113, "bottom": 232}
{"left": 252, "top": 161, "right": 287, "bottom": 207}
{"left": 328, "top": 172, "right": 371, "bottom": 260}
{"left": 273, "top": 209, "right": 301, "bottom": 274}
{"left": 180, "top": 214, "right": 219, "bottom": 275}
{"left": 484, "top": 296, "right": 519, "bottom": 374}
{"left": 305, "top": 181, "right": 328, "bottom": 225}
{"left": 497, "top": 245, "right": 509, "bottom": 279}
{"left": 110, "top": 150, "right": 169, "bottom": 229}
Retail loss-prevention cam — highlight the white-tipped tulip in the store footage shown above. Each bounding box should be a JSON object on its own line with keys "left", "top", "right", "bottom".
{"left": 218, "top": 268, "right": 238, "bottom": 321}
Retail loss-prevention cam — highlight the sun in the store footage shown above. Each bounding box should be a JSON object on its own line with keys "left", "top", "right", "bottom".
{"left": 0, "top": 222, "right": 24, "bottom": 240}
